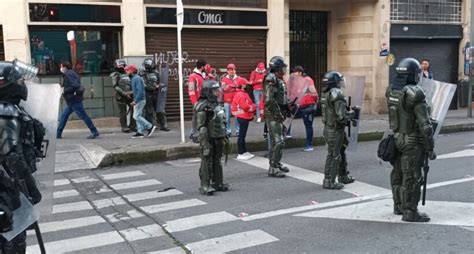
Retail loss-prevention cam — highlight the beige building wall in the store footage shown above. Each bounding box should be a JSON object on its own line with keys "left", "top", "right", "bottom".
{"left": 122, "top": 0, "right": 146, "bottom": 56}
{"left": 1, "top": 0, "right": 31, "bottom": 62}
{"left": 267, "top": 0, "right": 288, "bottom": 64}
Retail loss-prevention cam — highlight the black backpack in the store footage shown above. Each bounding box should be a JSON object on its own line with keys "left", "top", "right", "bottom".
{"left": 377, "top": 134, "right": 397, "bottom": 162}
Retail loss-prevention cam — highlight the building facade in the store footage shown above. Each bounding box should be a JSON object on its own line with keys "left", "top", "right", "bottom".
{"left": 0, "top": 0, "right": 471, "bottom": 120}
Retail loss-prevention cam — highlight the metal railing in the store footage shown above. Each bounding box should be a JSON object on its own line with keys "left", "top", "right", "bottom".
{"left": 390, "top": 0, "right": 462, "bottom": 23}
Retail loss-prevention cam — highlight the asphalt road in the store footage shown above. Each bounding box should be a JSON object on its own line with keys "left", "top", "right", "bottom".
{"left": 26, "top": 131, "right": 474, "bottom": 253}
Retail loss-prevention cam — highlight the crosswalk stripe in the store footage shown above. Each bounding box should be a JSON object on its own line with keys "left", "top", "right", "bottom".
{"left": 152, "top": 230, "right": 278, "bottom": 254}
{"left": 238, "top": 156, "right": 390, "bottom": 196}
{"left": 141, "top": 199, "right": 206, "bottom": 214}
{"left": 70, "top": 176, "right": 99, "bottom": 184}
{"left": 106, "top": 210, "right": 145, "bottom": 223}
{"left": 148, "top": 247, "right": 185, "bottom": 254}
{"left": 52, "top": 201, "right": 93, "bottom": 214}
{"left": 53, "top": 179, "right": 70, "bottom": 187}
{"left": 94, "top": 189, "right": 184, "bottom": 209}
{"left": 27, "top": 231, "right": 124, "bottom": 254}
{"left": 109, "top": 179, "right": 162, "bottom": 191}
{"left": 120, "top": 224, "right": 164, "bottom": 242}
{"left": 94, "top": 197, "right": 126, "bottom": 209}
{"left": 101, "top": 171, "right": 146, "bottom": 180}
{"left": 35, "top": 216, "right": 106, "bottom": 234}
{"left": 53, "top": 189, "right": 79, "bottom": 199}
{"left": 165, "top": 211, "right": 239, "bottom": 233}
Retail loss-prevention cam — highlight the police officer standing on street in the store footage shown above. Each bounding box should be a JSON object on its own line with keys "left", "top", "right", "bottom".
{"left": 320, "top": 71, "right": 356, "bottom": 190}
{"left": 140, "top": 58, "right": 159, "bottom": 126}
{"left": 264, "top": 56, "right": 290, "bottom": 178}
{"left": 386, "top": 58, "right": 436, "bottom": 222}
{"left": 110, "top": 59, "right": 135, "bottom": 133}
{"left": 195, "top": 80, "right": 229, "bottom": 196}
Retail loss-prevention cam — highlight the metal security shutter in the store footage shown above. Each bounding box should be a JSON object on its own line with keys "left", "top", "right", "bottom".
{"left": 389, "top": 39, "right": 460, "bottom": 109}
{"left": 145, "top": 28, "right": 267, "bottom": 121}
{"left": 0, "top": 26, "right": 4, "bottom": 61}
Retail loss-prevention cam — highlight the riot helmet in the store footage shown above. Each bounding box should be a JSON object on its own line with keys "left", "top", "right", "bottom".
{"left": 395, "top": 58, "right": 421, "bottom": 85}
{"left": 200, "top": 80, "right": 223, "bottom": 102}
{"left": 114, "top": 59, "right": 127, "bottom": 72}
{"left": 321, "top": 71, "right": 345, "bottom": 92}
{"left": 268, "top": 56, "right": 287, "bottom": 74}
{"left": 8, "top": 59, "right": 38, "bottom": 83}
{"left": 143, "top": 58, "right": 155, "bottom": 71}
{"left": 0, "top": 62, "right": 12, "bottom": 87}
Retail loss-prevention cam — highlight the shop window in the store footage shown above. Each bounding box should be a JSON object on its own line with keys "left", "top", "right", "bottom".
{"left": 145, "top": 0, "right": 267, "bottom": 8}
{"left": 29, "top": 3, "right": 120, "bottom": 23}
{"left": 390, "top": 0, "right": 462, "bottom": 23}
{"left": 29, "top": 28, "right": 120, "bottom": 75}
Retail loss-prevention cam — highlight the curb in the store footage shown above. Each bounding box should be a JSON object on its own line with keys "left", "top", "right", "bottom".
{"left": 92, "top": 123, "right": 473, "bottom": 169}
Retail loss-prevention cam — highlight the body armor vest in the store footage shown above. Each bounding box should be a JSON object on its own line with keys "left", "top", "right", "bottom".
{"left": 208, "top": 104, "right": 227, "bottom": 138}
{"left": 387, "top": 88, "right": 416, "bottom": 134}
{"left": 117, "top": 73, "right": 131, "bottom": 92}
{"left": 143, "top": 70, "right": 159, "bottom": 92}
{"left": 321, "top": 88, "right": 342, "bottom": 127}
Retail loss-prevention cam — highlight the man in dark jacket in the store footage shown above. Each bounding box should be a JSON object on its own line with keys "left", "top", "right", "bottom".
{"left": 56, "top": 61, "right": 99, "bottom": 139}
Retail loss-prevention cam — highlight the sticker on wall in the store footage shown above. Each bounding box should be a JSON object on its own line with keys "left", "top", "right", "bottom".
{"left": 379, "top": 42, "right": 389, "bottom": 57}
{"left": 386, "top": 54, "right": 395, "bottom": 66}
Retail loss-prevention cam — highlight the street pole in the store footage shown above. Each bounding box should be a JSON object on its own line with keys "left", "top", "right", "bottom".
{"left": 468, "top": 1, "right": 473, "bottom": 117}
{"left": 177, "top": 0, "right": 185, "bottom": 142}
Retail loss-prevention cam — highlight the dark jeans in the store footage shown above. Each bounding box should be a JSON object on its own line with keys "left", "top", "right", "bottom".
{"left": 237, "top": 118, "right": 250, "bottom": 154}
{"left": 57, "top": 101, "right": 98, "bottom": 136}
{"left": 287, "top": 106, "right": 315, "bottom": 147}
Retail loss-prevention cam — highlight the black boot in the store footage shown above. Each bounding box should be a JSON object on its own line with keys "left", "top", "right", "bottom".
{"left": 402, "top": 210, "right": 430, "bottom": 222}
{"left": 323, "top": 179, "right": 344, "bottom": 190}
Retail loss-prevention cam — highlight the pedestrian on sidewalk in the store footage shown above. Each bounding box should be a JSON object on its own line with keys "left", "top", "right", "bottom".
{"left": 232, "top": 80, "right": 256, "bottom": 160}
{"left": 286, "top": 66, "right": 319, "bottom": 151}
{"left": 249, "top": 62, "right": 266, "bottom": 123}
{"left": 420, "top": 59, "right": 433, "bottom": 79}
{"left": 110, "top": 59, "right": 136, "bottom": 133}
{"left": 188, "top": 59, "right": 207, "bottom": 143}
{"left": 125, "top": 64, "right": 156, "bottom": 139}
{"left": 56, "top": 61, "right": 99, "bottom": 139}
{"left": 221, "top": 63, "right": 245, "bottom": 137}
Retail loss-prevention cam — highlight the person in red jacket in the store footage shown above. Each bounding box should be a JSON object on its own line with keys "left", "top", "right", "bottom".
{"left": 286, "top": 66, "right": 319, "bottom": 151}
{"left": 221, "top": 63, "right": 245, "bottom": 137}
{"left": 249, "top": 62, "right": 266, "bottom": 123}
{"left": 232, "top": 81, "right": 256, "bottom": 160}
{"left": 205, "top": 64, "right": 217, "bottom": 80}
{"left": 188, "top": 59, "right": 207, "bottom": 143}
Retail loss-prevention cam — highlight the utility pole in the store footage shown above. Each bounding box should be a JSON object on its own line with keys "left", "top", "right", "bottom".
{"left": 469, "top": 1, "right": 473, "bottom": 117}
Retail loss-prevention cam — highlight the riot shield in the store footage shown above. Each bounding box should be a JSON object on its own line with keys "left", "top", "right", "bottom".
{"left": 283, "top": 74, "right": 309, "bottom": 130}
{"left": 0, "top": 194, "right": 39, "bottom": 241}
{"left": 156, "top": 64, "right": 169, "bottom": 113}
{"left": 20, "top": 81, "right": 61, "bottom": 216}
{"left": 342, "top": 76, "right": 365, "bottom": 152}
{"left": 418, "top": 78, "right": 457, "bottom": 139}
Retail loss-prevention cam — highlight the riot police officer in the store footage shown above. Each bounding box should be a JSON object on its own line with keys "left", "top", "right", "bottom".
{"left": 386, "top": 58, "right": 436, "bottom": 222}
{"left": 264, "top": 56, "right": 290, "bottom": 178}
{"left": 195, "top": 80, "right": 229, "bottom": 196}
{"left": 110, "top": 59, "right": 135, "bottom": 133}
{"left": 139, "top": 58, "right": 159, "bottom": 126}
{"left": 320, "top": 71, "right": 356, "bottom": 190}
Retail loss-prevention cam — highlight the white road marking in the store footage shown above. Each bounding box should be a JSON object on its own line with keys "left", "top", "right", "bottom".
{"left": 186, "top": 230, "right": 278, "bottom": 253}
{"left": 106, "top": 210, "right": 145, "bottom": 223}
{"left": 93, "top": 197, "right": 127, "bottom": 209}
{"left": 27, "top": 231, "right": 124, "bottom": 254}
{"left": 53, "top": 179, "right": 70, "bottom": 187}
{"left": 120, "top": 224, "right": 164, "bottom": 242}
{"left": 53, "top": 189, "right": 79, "bottom": 199}
{"left": 148, "top": 247, "right": 186, "bottom": 254}
{"left": 437, "top": 149, "right": 474, "bottom": 159}
{"left": 165, "top": 211, "right": 239, "bottom": 232}
{"left": 141, "top": 199, "right": 206, "bottom": 214}
{"left": 295, "top": 198, "right": 474, "bottom": 227}
{"left": 238, "top": 156, "right": 390, "bottom": 196}
{"left": 125, "top": 189, "right": 183, "bottom": 202}
{"left": 34, "top": 216, "right": 106, "bottom": 234}
{"left": 70, "top": 176, "right": 99, "bottom": 183}
{"left": 109, "top": 179, "right": 162, "bottom": 191}
{"left": 466, "top": 144, "right": 474, "bottom": 148}
{"left": 52, "top": 201, "right": 93, "bottom": 214}
{"left": 427, "top": 177, "right": 474, "bottom": 189}
{"left": 100, "top": 171, "right": 146, "bottom": 180}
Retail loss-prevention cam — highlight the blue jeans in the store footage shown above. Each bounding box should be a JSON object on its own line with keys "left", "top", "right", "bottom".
{"left": 253, "top": 90, "right": 263, "bottom": 117}
{"left": 224, "top": 103, "right": 240, "bottom": 135}
{"left": 133, "top": 100, "right": 152, "bottom": 134}
{"left": 287, "top": 106, "right": 315, "bottom": 147}
{"left": 57, "top": 101, "right": 98, "bottom": 137}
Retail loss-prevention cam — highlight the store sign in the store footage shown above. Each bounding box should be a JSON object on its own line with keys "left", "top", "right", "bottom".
{"left": 146, "top": 7, "right": 267, "bottom": 27}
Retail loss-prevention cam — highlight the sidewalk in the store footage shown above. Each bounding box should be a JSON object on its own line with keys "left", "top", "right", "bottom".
{"left": 55, "top": 109, "right": 474, "bottom": 172}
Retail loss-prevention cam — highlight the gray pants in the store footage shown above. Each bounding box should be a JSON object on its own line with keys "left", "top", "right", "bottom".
{"left": 190, "top": 109, "right": 197, "bottom": 137}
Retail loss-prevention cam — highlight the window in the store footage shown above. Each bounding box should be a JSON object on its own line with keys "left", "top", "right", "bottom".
{"left": 390, "top": 0, "right": 462, "bottom": 23}
{"left": 29, "top": 3, "right": 121, "bottom": 23}
{"left": 29, "top": 28, "right": 121, "bottom": 75}
{"left": 145, "top": 0, "right": 267, "bottom": 8}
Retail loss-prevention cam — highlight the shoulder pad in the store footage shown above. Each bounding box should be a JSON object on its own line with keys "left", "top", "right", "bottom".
{"left": 328, "top": 88, "right": 345, "bottom": 102}
{"left": 0, "top": 103, "right": 20, "bottom": 117}
{"left": 264, "top": 73, "right": 277, "bottom": 84}
{"left": 194, "top": 101, "right": 209, "bottom": 112}
{"left": 404, "top": 85, "right": 426, "bottom": 103}
{"left": 109, "top": 72, "right": 119, "bottom": 78}
{"left": 138, "top": 69, "right": 146, "bottom": 76}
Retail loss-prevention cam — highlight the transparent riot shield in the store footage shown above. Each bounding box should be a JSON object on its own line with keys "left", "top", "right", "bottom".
{"left": 283, "top": 74, "right": 309, "bottom": 130}
{"left": 418, "top": 78, "right": 457, "bottom": 139}
{"left": 20, "top": 81, "right": 62, "bottom": 216}
{"left": 342, "top": 76, "right": 366, "bottom": 151}
{"left": 0, "top": 194, "right": 39, "bottom": 241}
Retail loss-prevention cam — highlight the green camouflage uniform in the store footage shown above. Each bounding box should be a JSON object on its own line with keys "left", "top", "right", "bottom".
{"left": 110, "top": 71, "right": 135, "bottom": 131}
{"left": 139, "top": 69, "right": 159, "bottom": 125}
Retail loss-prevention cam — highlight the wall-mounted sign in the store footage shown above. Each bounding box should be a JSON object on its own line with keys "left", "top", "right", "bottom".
{"left": 146, "top": 7, "right": 267, "bottom": 27}
{"left": 380, "top": 42, "right": 389, "bottom": 57}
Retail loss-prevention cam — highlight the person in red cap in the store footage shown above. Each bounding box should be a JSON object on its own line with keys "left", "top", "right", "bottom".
{"left": 204, "top": 64, "right": 217, "bottom": 80}
{"left": 232, "top": 79, "right": 256, "bottom": 160}
{"left": 249, "top": 62, "right": 267, "bottom": 123}
{"left": 188, "top": 59, "right": 207, "bottom": 143}
{"left": 126, "top": 64, "right": 156, "bottom": 138}
{"left": 221, "top": 63, "right": 246, "bottom": 137}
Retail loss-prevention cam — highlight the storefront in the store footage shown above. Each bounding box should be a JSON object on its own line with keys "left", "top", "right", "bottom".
{"left": 145, "top": 5, "right": 268, "bottom": 121}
